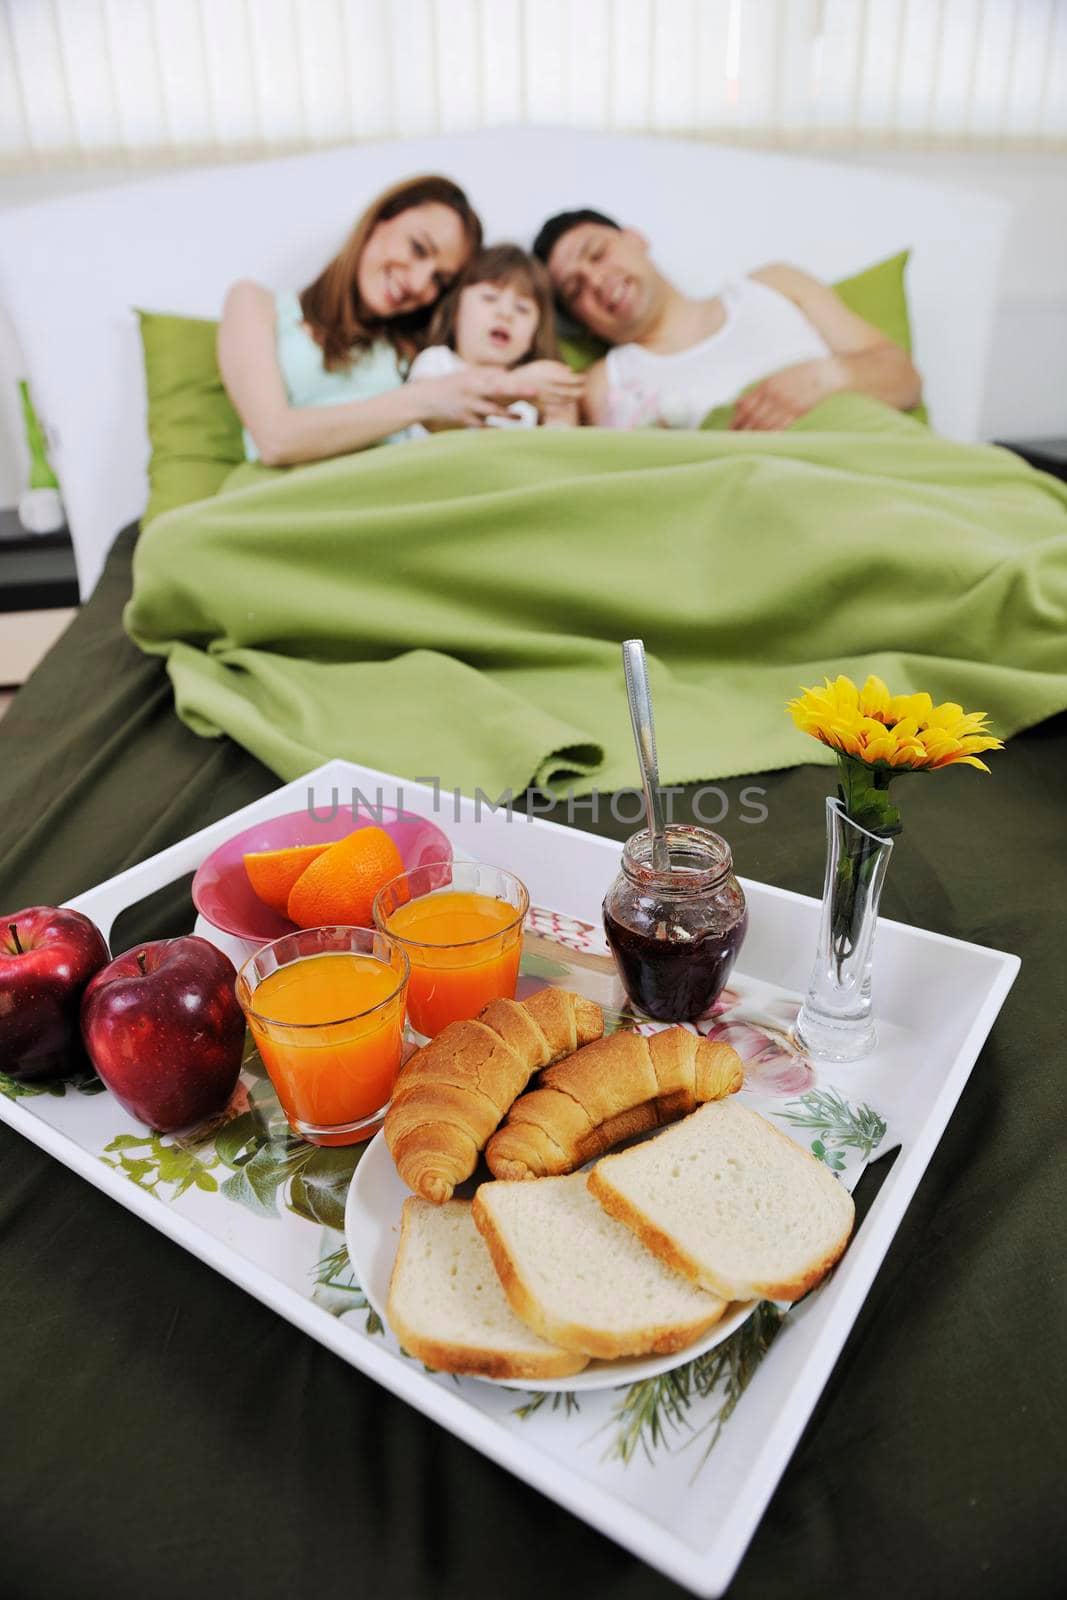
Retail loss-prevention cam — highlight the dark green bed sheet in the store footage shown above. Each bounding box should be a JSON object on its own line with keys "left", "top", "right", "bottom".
{"left": 0, "top": 524, "right": 1063, "bottom": 1600}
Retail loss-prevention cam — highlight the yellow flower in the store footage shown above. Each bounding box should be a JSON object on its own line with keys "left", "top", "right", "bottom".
{"left": 787, "top": 674, "right": 1004, "bottom": 772}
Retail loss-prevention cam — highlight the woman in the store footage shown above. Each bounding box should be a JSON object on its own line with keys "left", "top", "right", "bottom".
{"left": 219, "top": 174, "right": 540, "bottom": 465}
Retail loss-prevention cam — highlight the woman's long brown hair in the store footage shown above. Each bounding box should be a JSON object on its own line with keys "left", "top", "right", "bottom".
{"left": 427, "top": 244, "right": 560, "bottom": 364}
{"left": 299, "top": 174, "right": 482, "bottom": 370}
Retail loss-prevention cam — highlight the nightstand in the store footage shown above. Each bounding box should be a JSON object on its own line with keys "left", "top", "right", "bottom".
{"left": 994, "top": 437, "right": 1067, "bottom": 482}
{"left": 0, "top": 508, "right": 80, "bottom": 690}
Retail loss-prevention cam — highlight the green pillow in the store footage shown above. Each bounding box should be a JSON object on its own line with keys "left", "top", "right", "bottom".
{"left": 138, "top": 310, "right": 244, "bottom": 526}
{"left": 834, "top": 250, "right": 913, "bottom": 352}
{"left": 558, "top": 330, "right": 607, "bottom": 373}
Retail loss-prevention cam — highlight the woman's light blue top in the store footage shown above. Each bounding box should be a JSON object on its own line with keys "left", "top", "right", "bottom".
{"left": 243, "top": 290, "right": 409, "bottom": 460}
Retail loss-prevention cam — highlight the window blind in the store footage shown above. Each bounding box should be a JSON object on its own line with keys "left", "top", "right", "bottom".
{"left": 1, "top": 0, "right": 1064, "bottom": 169}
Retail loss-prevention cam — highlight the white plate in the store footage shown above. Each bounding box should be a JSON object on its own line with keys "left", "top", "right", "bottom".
{"left": 344, "top": 1127, "right": 758, "bottom": 1392}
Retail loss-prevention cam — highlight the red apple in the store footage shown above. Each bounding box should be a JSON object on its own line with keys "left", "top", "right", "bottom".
{"left": 81, "top": 936, "right": 245, "bottom": 1131}
{"left": 1, "top": 906, "right": 110, "bottom": 1080}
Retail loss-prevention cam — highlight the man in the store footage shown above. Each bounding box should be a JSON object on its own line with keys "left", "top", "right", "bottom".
{"left": 533, "top": 209, "right": 922, "bottom": 430}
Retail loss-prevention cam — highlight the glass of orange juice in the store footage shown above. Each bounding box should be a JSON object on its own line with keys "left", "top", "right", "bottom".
{"left": 235, "top": 926, "right": 409, "bottom": 1146}
{"left": 373, "top": 861, "right": 529, "bottom": 1039}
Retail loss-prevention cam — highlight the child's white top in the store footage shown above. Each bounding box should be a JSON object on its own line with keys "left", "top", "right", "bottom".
{"left": 603, "top": 277, "right": 830, "bottom": 429}
{"left": 406, "top": 345, "right": 539, "bottom": 432}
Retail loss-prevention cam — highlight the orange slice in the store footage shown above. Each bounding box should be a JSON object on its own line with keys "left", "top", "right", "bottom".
{"left": 286, "top": 826, "right": 405, "bottom": 930}
{"left": 243, "top": 842, "right": 332, "bottom": 918}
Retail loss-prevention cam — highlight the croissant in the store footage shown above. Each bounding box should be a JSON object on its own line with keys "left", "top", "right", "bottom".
{"left": 485, "top": 1029, "right": 743, "bottom": 1181}
{"left": 384, "top": 988, "right": 604, "bottom": 1204}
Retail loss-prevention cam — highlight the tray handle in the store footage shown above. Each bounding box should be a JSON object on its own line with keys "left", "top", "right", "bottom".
{"left": 64, "top": 831, "right": 215, "bottom": 949}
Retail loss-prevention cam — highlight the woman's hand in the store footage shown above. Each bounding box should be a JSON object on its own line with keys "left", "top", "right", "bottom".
{"left": 500, "top": 360, "right": 586, "bottom": 410}
{"left": 411, "top": 365, "right": 532, "bottom": 428}
{"left": 730, "top": 358, "right": 846, "bottom": 431}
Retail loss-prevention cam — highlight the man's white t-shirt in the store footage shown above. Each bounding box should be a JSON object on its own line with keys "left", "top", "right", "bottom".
{"left": 603, "top": 277, "right": 831, "bottom": 430}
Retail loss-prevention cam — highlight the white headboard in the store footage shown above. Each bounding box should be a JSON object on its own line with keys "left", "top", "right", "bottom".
{"left": 0, "top": 127, "right": 1009, "bottom": 597}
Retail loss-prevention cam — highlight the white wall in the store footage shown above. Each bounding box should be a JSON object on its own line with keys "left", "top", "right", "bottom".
{"left": 827, "top": 149, "right": 1067, "bottom": 443}
{"left": 0, "top": 145, "right": 1064, "bottom": 509}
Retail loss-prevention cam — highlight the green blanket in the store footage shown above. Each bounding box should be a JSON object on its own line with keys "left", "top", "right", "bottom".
{"left": 125, "top": 395, "right": 1067, "bottom": 798}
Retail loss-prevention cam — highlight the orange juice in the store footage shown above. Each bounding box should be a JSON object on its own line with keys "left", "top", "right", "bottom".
{"left": 248, "top": 952, "right": 405, "bottom": 1141}
{"left": 384, "top": 890, "right": 523, "bottom": 1037}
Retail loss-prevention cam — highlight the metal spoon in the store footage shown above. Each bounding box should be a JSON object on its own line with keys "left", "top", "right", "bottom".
{"left": 622, "top": 638, "right": 671, "bottom": 874}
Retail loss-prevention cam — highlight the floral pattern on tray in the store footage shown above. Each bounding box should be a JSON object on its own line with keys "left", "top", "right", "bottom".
{"left": 525, "top": 905, "right": 612, "bottom": 956}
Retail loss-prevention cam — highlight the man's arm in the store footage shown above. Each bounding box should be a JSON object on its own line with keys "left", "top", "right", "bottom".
{"left": 731, "top": 263, "right": 922, "bottom": 430}
{"left": 580, "top": 358, "right": 611, "bottom": 425}
{"left": 539, "top": 398, "right": 581, "bottom": 428}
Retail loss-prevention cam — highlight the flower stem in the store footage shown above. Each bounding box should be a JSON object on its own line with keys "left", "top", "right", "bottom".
{"left": 830, "top": 758, "right": 901, "bottom": 980}
{"left": 830, "top": 834, "right": 880, "bottom": 976}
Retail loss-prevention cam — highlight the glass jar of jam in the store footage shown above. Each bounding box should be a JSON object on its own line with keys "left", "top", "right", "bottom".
{"left": 603, "top": 824, "right": 748, "bottom": 1022}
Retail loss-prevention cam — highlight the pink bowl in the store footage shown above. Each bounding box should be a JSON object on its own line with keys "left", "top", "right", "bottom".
{"left": 192, "top": 804, "right": 452, "bottom": 943}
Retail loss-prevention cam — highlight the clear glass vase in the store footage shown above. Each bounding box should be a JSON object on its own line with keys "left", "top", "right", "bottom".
{"left": 794, "top": 797, "right": 895, "bottom": 1063}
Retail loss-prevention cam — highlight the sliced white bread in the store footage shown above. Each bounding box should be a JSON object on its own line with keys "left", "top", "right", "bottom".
{"left": 386, "top": 1197, "right": 589, "bottom": 1380}
{"left": 588, "top": 1100, "right": 855, "bottom": 1303}
{"left": 472, "top": 1173, "right": 727, "bottom": 1359}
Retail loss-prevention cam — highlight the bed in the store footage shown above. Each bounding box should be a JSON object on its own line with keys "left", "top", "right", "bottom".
{"left": 0, "top": 131, "right": 1063, "bottom": 1600}
{"left": 0, "top": 127, "right": 1008, "bottom": 598}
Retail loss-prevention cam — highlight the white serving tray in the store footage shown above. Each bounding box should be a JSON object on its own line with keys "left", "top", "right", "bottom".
{"left": 0, "top": 759, "right": 1020, "bottom": 1598}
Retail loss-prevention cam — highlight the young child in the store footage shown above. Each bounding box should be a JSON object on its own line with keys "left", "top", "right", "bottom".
{"left": 406, "top": 243, "right": 582, "bottom": 431}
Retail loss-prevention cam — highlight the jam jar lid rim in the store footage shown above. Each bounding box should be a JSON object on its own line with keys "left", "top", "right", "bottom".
{"left": 621, "top": 824, "right": 734, "bottom": 891}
